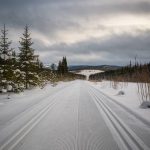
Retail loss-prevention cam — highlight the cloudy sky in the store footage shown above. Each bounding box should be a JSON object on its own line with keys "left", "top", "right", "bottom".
{"left": 0, "top": 0, "right": 150, "bottom": 65}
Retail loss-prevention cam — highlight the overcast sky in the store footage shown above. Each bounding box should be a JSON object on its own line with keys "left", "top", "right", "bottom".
{"left": 0, "top": 0, "right": 150, "bottom": 65}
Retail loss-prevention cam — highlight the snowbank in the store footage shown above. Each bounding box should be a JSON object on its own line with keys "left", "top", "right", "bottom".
{"left": 140, "top": 101, "right": 150, "bottom": 109}
{"left": 0, "top": 81, "right": 74, "bottom": 103}
{"left": 90, "top": 81, "right": 150, "bottom": 122}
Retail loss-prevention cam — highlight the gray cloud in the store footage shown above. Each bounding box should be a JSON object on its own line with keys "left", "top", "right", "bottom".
{"left": 1, "top": 1, "right": 150, "bottom": 29}
{"left": 0, "top": 0, "right": 150, "bottom": 65}
{"left": 34, "top": 30, "right": 150, "bottom": 65}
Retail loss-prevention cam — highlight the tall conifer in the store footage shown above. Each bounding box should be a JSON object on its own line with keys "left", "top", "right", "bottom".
{"left": 19, "top": 25, "right": 39, "bottom": 89}
{"left": 0, "top": 24, "right": 14, "bottom": 90}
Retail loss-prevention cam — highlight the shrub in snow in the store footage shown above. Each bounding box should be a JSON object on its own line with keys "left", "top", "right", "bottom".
{"left": 14, "top": 69, "right": 21, "bottom": 73}
{"left": 7, "top": 94, "right": 11, "bottom": 99}
{"left": 29, "top": 80, "right": 33, "bottom": 83}
{"left": 117, "top": 91, "right": 125, "bottom": 96}
{"left": 140, "top": 101, "right": 150, "bottom": 109}
{"left": 137, "top": 82, "right": 150, "bottom": 105}
{"left": 2, "top": 80, "right": 6, "bottom": 83}
{"left": 111, "top": 81, "right": 119, "bottom": 89}
{"left": 14, "top": 86, "right": 24, "bottom": 93}
{"left": 2, "top": 89, "right": 7, "bottom": 93}
{"left": 0, "top": 70, "right": 3, "bottom": 73}
{"left": 51, "top": 83, "right": 57, "bottom": 87}
{"left": 7, "top": 85, "right": 12, "bottom": 91}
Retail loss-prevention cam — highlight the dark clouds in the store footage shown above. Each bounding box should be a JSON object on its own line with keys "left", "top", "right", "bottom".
{"left": 0, "top": 0, "right": 150, "bottom": 65}
{"left": 34, "top": 30, "right": 150, "bottom": 65}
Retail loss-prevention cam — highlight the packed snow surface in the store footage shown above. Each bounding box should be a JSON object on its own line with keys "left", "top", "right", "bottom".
{"left": 89, "top": 81, "right": 150, "bottom": 121}
{"left": 0, "top": 80, "right": 150, "bottom": 150}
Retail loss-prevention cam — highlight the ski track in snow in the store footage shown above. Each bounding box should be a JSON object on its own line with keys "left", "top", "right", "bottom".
{"left": 0, "top": 80, "right": 150, "bottom": 150}
{"left": 88, "top": 85, "right": 150, "bottom": 150}
{"left": 0, "top": 82, "right": 74, "bottom": 129}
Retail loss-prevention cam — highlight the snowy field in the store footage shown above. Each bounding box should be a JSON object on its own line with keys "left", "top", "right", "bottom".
{"left": 89, "top": 81, "right": 150, "bottom": 121}
{"left": 0, "top": 80, "right": 150, "bottom": 150}
{"left": 72, "top": 69, "right": 103, "bottom": 80}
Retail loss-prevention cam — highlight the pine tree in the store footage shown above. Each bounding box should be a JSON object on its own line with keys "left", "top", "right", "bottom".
{"left": 57, "top": 57, "right": 68, "bottom": 76}
{"left": 62, "top": 56, "right": 68, "bottom": 74}
{"left": 57, "top": 61, "right": 62, "bottom": 75}
{"left": 18, "top": 25, "right": 39, "bottom": 89}
{"left": 64, "top": 56, "right": 68, "bottom": 73}
{"left": 51, "top": 63, "right": 56, "bottom": 72}
{"left": 0, "top": 24, "right": 14, "bottom": 91}
{"left": 61, "top": 57, "right": 65, "bottom": 74}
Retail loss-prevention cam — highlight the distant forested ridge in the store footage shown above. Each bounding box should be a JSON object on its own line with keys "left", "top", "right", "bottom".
{"left": 89, "top": 62, "right": 150, "bottom": 83}
{"left": 69, "top": 65, "right": 121, "bottom": 71}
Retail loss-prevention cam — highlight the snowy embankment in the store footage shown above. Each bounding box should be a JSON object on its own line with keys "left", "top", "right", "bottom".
{"left": 0, "top": 81, "right": 68, "bottom": 103}
{"left": 89, "top": 81, "right": 150, "bottom": 122}
{"left": 0, "top": 81, "right": 73, "bottom": 126}
{"left": 73, "top": 70, "right": 103, "bottom": 80}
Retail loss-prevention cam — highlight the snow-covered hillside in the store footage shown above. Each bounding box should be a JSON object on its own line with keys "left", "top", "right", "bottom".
{"left": 74, "top": 69, "right": 103, "bottom": 80}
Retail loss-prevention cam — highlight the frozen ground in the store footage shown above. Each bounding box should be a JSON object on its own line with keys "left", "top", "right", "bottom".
{"left": 0, "top": 80, "right": 150, "bottom": 150}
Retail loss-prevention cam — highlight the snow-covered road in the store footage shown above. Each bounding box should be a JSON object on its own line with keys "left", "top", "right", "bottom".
{"left": 0, "top": 80, "right": 150, "bottom": 150}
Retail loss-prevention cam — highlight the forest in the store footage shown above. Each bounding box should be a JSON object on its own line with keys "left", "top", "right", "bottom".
{"left": 89, "top": 62, "right": 150, "bottom": 103}
{"left": 0, "top": 25, "right": 85, "bottom": 93}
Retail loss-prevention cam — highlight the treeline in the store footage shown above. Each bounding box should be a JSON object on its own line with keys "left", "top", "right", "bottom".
{"left": 0, "top": 25, "right": 55, "bottom": 93}
{"left": 0, "top": 24, "right": 86, "bottom": 93}
{"left": 56, "top": 57, "right": 86, "bottom": 81}
{"left": 69, "top": 65, "right": 120, "bottom": 71}
{"left": 89, "top": 62, "right": 150, "bottom": 83}
{"left": 90, "top": 62, "right": 150, "bottom": 103}
{"left": 57, "top": 57, "right": 68, "bottom": 75}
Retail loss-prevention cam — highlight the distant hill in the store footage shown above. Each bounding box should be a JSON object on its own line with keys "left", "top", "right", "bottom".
{"left": 69, "top": 65, "right": 122, "bottom": 71}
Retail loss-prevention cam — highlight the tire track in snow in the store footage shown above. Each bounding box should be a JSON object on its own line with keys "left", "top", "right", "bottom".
{"left": 55, "top": 135, "right": 76, "bottom": 150}
{"left": 0, "top": 83, "right": 76, "bottom": 150}
{"left": 0, "top": 97, "right": 58, "bottom": 150}
{"left": 88, "top": 85, "right": 150, "bottom": 150}
{"left": 91, "top": 85, "right": 150, "bottom": 127}
{"left": 85, "top": 133, "right": 104, "bottom": 150}
{"left": 52, "top": 83, "right": 79, "bottom": 150}
{"left": 59, "top": 83, "right": 80, "bottom": 150}
{"left": 89, "top": 84, "right": 150, "bottom": 147}
{"left": 78, "top": 82, "right": 119, "bottom": 150}
{"left": 75, "top": 81, "right": 81, "bottom": 150}
{"left": 0, "top": 82, "right": 75, "bottom": 131}
{"left": 14, "top": 82, "right": 80, "bottom": 150}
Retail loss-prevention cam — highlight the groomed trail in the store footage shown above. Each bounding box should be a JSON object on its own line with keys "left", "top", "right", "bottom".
{"left": 0, "top": 80, "right": 150, "bottom": 150}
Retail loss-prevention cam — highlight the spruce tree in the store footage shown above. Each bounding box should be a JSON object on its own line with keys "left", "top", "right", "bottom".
{"left": 61, "top": 57, "right": 65, "bottom": 74}
{"left": 11, "top": 50, "right": 25, "bottom": 92}
{"left": 57, "top": 61, "right": 62, "bottom": 75}
{"left": 19, "top": 25, "right": 39, "bottom": 89}
{"left": 0, "top": 24, "right": 14, "bottom": 91}
{"left": 57, "top": 57, "right": 68, "bottom": 76}
{"left": 51, "top": 63, "right": 56, "bottom": 72}
{"left": 64, "top": 56, "right": 68, "bottom": 73}
{"left": 62, "top": 56, "right": 68, "bottom": 74}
